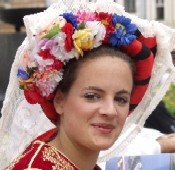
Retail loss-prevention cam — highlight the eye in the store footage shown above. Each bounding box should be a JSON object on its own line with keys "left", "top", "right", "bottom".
{"left": 83, "top": 92, "right": 101, "bottom": 102}
{"left": 114, "top": 96, "right": 129, "bottom": 105}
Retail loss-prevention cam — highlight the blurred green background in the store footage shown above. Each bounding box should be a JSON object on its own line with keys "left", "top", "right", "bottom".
{"left": 163, "top": 83, "right": 175, "bottom": 118}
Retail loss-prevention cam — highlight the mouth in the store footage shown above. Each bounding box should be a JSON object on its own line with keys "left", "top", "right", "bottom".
{"left": 91, "top": 123, "right": 115, "bottom": 134}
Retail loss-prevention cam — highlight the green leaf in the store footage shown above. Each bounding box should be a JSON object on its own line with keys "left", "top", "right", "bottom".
{"left": 163, "top": 84, "right": 175, "bottom": 118}
{"left": 27, "top": 67, "right": 37, "bottom": 75}
{"left": 78, "top": 21, "right": 85, "bottom": 30}
{"left": 42, "top": 25, "right": 61, "bottom": 39}
{"left": 19, "top": 85, "right": 24, "bottom": 90}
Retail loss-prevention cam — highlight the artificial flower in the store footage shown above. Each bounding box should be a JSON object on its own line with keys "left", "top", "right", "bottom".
{"left": 50, "top": 32, "right": 75, "bottom": 62}
{"left": 73, "top": 29, "right": 93, "bottom": 56}
{"left": 18, "top": 77, "right": 34, "bottom": 90}
{"left": 35, "top": 54, "right": 53, "bottom": 70}
{"left": 97, "top": 12, "right": 112, "bottom": 26}
{"left": 35, "top": 70, "right": 62, "bottom": 97}
{"left": 109, "top": 14, "right": 137, "bottom": 47}
{"left": 38, "top": 49, "right": 55, "bottom": 60}
{"left": 38, "top": 17, "right": 66, "bottom": 39}
{"left": 39, "top": 38, "right": 56, "bottom": 51}
{"left": 52, "top": 58, "right": 63, "bottom": 70}
{"left": 86, "top": 21, "right": 106, "bottom": 48}
{"left": 38, "top": 32, "right": 73, "bottom": 62}
{"left": 96, "top": 12, "right": 115, "bottom": 43}
{"left": 62, "top": 13, "right": 79, "bottom": 29}
{"left": 50, "top": 32, "right": 77, "bottom": 63}
{"left": 76, "top": 10, "right": 96, "bottom": 22}
{"left": 61, "top": 23, "right": 74, "bottom": 52}
{"left": 37, "top": 49, "right": 55, "bottom": 69}
{"left": 42, "top": 25, "right": 61, "bottom": 39}
{"left": 37, "top": 48, "right": 63, "bottom": 71}
{"left": 17, "top": 68, "right": 29, "bottom": 80}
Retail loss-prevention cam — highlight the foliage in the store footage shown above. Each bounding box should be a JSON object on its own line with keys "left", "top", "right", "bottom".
{"left": 163, "top": 84, "right": 175, "bottom": 118}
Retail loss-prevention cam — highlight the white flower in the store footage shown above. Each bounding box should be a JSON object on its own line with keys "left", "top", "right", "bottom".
{"left": 86, "top": 21, "right": 106, "bottom": 48}
{"left": 34, "top": 54, "right": 54, "bottom": 68}
{"left": 51, "top": 32, "right": 66, "bottom": 55}
{"left": 51, "top": 32, "right": 79, "bottom": 62}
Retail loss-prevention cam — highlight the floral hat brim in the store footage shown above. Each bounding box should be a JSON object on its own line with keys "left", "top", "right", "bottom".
{"left": 17, "top": 3, "right": 156, "bottom": 125}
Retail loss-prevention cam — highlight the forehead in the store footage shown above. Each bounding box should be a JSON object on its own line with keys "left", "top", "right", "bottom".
{"left": 71, "top": 56, "right": 133, "bottom": 92}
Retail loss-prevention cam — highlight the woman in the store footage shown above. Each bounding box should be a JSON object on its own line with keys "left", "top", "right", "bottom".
{"left": 5, "top": 46, "right": 134, "bottom": 169}
{"left": 1, "top": 0, "right": 175, "bottom": 169}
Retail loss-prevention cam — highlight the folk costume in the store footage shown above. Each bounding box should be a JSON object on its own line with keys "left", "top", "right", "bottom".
{"left": 1, "top": 0, "right": 175, "bottom": 169}
{"left": 5, "top": 129, "right": 101, "bottom": 170}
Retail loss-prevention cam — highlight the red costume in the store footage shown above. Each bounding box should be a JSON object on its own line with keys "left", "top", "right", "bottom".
{"left": 5, "top": 129, "right": 101, "bottom": 170}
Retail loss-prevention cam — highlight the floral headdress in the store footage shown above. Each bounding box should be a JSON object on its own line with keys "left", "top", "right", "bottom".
{"left": 17, "top": 7, "right": 156, "bottom": 124}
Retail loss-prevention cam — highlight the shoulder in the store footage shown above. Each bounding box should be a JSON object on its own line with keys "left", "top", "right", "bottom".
{"left": 5, "top": 140, "right": 51, "bottom": 170}
{"left": 5, "top": 140, "right": 79, "bottom": 170}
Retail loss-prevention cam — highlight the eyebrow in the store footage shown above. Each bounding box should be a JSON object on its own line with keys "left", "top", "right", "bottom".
{"left": 83, "top": 86, "right": 131, "bottom": 96}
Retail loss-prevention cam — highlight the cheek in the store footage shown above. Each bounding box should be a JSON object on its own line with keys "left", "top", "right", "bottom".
{"left": 116, "top": 108, "right": 129, "bottom": 126}
{"left": 118, "top": 114, "right": 127, "bottom": 126}
{"left": 63, "top": 98, "right": 90, "bottom": 122}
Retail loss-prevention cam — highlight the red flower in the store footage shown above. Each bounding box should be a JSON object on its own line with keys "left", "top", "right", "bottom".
{"left": 53, "top": 58, "right": 63, "bottom": 70}
{"left": 38, "top": 49, "right": 54, "bottom": 60}
{"left": 38, "top": 49, "right": 63, "bottom": 70}
{"left": 61, "top": 23, "right": 74, "bottom": 52}
{"left": 97, "top": 12, "right": 115, "bottom": 43}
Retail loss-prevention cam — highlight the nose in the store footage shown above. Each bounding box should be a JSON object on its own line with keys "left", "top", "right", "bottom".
{"left": 99, "top": 98, "right": 117, "bottom": 117}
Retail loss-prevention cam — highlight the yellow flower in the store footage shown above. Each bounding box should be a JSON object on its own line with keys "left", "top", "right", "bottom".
{"left": 73, "top": 29, "right": 93, "bottom": 56}
{"left": 19, "top": 77, "right": 34, "bottom": 89}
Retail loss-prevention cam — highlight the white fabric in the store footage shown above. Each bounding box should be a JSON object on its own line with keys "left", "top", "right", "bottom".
{"left": 98, "top": 127, "right": 162, "bottom": 170}
{"left": 0, "top": 0, "right": 175, "bottom": 169}
{"left": 120, "top": 128, "right": 162, "bottom": 156}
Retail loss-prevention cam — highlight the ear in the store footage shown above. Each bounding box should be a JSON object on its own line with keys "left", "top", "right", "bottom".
{"left": 53, "top": 90, "right": 65, "bottom": 115}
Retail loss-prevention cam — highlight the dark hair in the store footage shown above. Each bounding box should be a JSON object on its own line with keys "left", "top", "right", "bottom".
{"left": 58, "top": 45, "right": 135, "bottom": 93}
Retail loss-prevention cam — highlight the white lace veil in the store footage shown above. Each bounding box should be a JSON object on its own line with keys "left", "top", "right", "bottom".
{"left": 1, "top": 0, "right": 175, "bottom": 169}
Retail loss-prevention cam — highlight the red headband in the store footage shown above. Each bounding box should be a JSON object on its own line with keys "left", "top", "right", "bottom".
{"left": 123, "top": 31, "right": 157, "bottom": 113}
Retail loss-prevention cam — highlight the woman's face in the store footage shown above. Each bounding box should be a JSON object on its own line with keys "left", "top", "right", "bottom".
{"left": 54, "top": 56, "right": 133, "bottom": 151}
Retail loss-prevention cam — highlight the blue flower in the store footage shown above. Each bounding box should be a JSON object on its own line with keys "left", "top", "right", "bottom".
{"left": 17, "top": 68, "right": 29, "bottom": 80}
{"left": 61, "top": 13, "right": 79, "bottom": 29}
{"left": 109, "top": 14, "right": 137, "bottom": 47}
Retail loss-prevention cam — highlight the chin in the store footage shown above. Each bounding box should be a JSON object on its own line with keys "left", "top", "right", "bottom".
{"left": 92, "top": 141, "right": 115, "bottom": 151}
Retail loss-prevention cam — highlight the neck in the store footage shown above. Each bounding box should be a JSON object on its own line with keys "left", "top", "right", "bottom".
{"left": 48, "top": 128, "right": 99, "bottom": 170}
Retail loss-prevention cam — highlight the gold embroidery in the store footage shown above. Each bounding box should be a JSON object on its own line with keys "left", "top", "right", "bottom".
{"left": 27, "top": 141, "right": 45, "bottom": 168}
{"left": 43, "top": 146, "right": 75, "bottom": 170}
{"left": 5, "top": 144, "right": 35, "bottom": 170}
{"left": 5, "top": 155, "right": 24, "bottom": 170}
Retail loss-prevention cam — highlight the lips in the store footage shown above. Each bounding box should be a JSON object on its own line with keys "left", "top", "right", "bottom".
{"left": 91, "top": 123, "right": 115, "bottom": 134}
